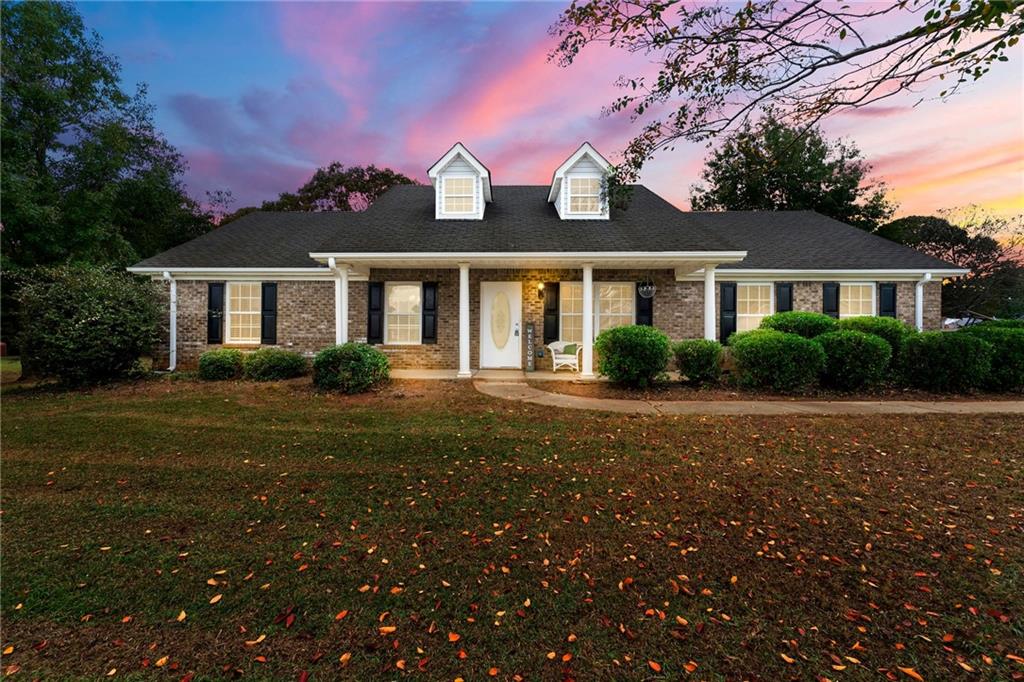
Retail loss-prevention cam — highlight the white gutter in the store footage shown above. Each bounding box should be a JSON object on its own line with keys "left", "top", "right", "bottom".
{"left": 162, "top": 271, "right": 177, "bottom": 371}
{"left": 915, "top": 272, "right": 933, "bottom": 332}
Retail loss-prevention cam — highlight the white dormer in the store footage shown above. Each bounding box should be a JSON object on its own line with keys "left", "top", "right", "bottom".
{"left": 428, "top": 142, "right": 492, "bottom": 220}
{"left": 548, "top": 142, "right": 612, "bottom": 220}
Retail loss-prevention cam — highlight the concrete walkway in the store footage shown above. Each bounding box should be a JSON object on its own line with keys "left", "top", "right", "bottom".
{"left": 474, "top": 380, "right": 1024, "bottom": 415}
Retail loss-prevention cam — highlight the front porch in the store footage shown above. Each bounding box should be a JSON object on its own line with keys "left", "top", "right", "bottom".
{"left": 318, "top": 257, "right": 734, "bottom": 378}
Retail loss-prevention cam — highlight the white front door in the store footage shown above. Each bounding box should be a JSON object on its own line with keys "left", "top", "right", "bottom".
{"left": 480, "top": 281, "right": 522, "bottom": 368}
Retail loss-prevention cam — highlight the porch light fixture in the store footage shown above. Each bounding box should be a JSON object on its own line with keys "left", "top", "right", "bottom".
{"left": 537, "top": 282, "right": 545, "bottom": 299}
{"left": 637, "top": 280, "right": 657, "bottom": 299}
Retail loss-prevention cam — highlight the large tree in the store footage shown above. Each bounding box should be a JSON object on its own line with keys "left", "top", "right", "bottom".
{"left": 1, "top": 1, "right": 213, "bottom": 270}
{"left": 221, "top": 164, "right": 417, "bottom": 224}
{"left": 877, "top": 209, "right": 1024, "bottom": 317}
{"left": 689, "top": 113, "right": 893, "bottom": 230}
{"left": 552, "top": 0, "right": 1023, "bottom": 181}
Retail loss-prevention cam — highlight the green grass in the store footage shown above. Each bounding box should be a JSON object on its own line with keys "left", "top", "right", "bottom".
{"left": 2, "top": 378, "right": 1022, "bottom": 680}
{"left": 0, "top": 356, "right": 21, "bottom": 382}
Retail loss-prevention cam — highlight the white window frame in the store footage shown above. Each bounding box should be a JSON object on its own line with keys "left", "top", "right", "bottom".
{"left": 441, "top": 175, "right": 476, "bottom": 216}
{"left": 566, "top": 175, "right": 603, "bottom": 215}
{"left": 558, "top": 281, "right": 636, "bottom": 341}
{"left": 736, "top": 282, "right": 774, "bottom": 333}
{"left": 839, "top": 282, "right": 877, "bottom": 319}
{"left": 225, "top": 281, "right": 261, "bottom": 345}
{"left": 383, "top": 282, "right": 423, "bottom": 345}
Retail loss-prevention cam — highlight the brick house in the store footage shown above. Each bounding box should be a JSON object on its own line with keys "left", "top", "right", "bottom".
{"left": 129, "top": 142, "right": 964, "bottom": 375}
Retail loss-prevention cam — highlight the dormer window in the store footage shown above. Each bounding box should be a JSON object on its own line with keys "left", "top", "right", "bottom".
{"left": 568, "top": 177, "right": 602, "bottom": 214}
{"left": 443, "top": 176, "right": 476, "bottom": 214}
{"left": 428, "top": 143, "right": 492, "bottom": 220}
{"left": 548, "top": 142, "right": 612, "bottom": 220}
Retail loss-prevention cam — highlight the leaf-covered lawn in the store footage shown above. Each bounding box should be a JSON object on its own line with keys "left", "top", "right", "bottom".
{"left": 2, "top": 379, "right": 1022, "bottom": 680}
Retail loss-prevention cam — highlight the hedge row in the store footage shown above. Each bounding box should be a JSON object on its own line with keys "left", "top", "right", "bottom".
{"left": 199, "top": 343, "right": 390, "bottom": 393}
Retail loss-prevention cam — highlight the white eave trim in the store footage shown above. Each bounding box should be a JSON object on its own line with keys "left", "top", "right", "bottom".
{"left": 126, "top": 266, "right": 366, "bottom": 281}
{"left": 308, "top": 250, "right": 747, "bottom": 267}
{"left": 680, "top": 267, "right": 969, "bottom": 281}
{"left": 548, "top": 142, "right": 612, "bottom": 203}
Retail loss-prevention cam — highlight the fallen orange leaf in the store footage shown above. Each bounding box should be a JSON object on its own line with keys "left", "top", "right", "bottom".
{"left": 339, "top": 652, "right": 352, "bottom": 667}
{"left": 209, "top": 594, "right": 222, "bottom": 605}
{"left": 379, "top": 626, "right": 396, "bottom": 635}
{"left": 898, "top": 667, "right": 924, "bottom": 682}
{"left": 448, "top": 632, "right": 461, "bottom": 642}
{"left": 335, "top": 610, "right": 349, "bottom": 621}
{"left": 648, "top": 660, "right": 662, "bottom": 672}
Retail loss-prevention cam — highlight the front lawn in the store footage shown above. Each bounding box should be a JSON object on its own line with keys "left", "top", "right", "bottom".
{"left": 2, "top": 379, "right": 1022, "bottom": 680}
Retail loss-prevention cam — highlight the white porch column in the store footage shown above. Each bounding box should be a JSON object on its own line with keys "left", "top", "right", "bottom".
{"left": 915, "top": 272, "right": 932, "bottom": 332}
{"left": 338, "top": 265, "right": 349, "bottom": 343}
{"left": 458, "top": 262, "right": 471, "bottom": 378}
{"left": 582, "top": 263, "right": 595, "bottom": 378}
{"left": 703, "top": 264, "right": 716, "bottom": 341}
{"left": 162, "top": 272, "right": 177, "bottom": 371}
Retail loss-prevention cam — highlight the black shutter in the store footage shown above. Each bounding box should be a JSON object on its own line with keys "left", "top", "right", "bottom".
{"left": 635, "top": 284, "right": 654, "bottom": 326}
{"left": 720, "top": 282, "right": 737, "bottom": 343}
{"left": 422, "top": 282, "right": 438, "bottom": 344}
{"left": 260, "top": 282, "right": 277, "bottom": 345}
{"left": 207, "top": 282, "right": 224, "bottom": 344}
{"left": 367, "top": 282, "right": 384, "bottom": 344}
{"left": 542, "top": 282, "right": 560, "bottom": 344}
{"left": 823, "top": 282, "right": 840, "bottom": 318}
{"left": 775, "top": 283, "right": 793, "bottom": 312}
{"left": 879, "top": 283, "right": 897, "bottom": 318}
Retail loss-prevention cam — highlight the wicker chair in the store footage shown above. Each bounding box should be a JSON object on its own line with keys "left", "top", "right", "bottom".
{"left": 547, "top": 341, "right": 582, "bottom": 373}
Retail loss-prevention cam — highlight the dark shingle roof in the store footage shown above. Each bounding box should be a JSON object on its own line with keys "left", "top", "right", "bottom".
{"left": 311, "top": 185, "right": 737, "bottom": 253}
{"left": 700, "top": 211, "right": 958, "bottom": 270}
{"left": 131, "top": 185, "right": 958, "bottom": 271}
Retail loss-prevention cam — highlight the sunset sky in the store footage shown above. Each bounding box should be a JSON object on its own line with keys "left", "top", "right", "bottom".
{"left": 78, "top": 1, "right": 1024, "bottom": 218}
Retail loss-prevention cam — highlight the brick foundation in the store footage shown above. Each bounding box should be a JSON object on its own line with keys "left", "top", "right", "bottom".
{"left": 154, "top": 273, "right": 944, "bottom": 371}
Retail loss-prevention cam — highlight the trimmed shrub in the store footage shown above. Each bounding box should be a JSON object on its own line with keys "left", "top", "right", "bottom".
{"left": 673, "top": 339, "right": 722, "bottom": 385}
{"left": 760, "top": 311, "right": 838, "bottom": 338}
{"left": 16, "top": 265, "right": 160, "bottom": 386}
{"left": 974, "top": 319, "right": 1024, "bottom": 330}
{"left": 899, "top": 332, "right": 994, "bottom": 392}
{"left": 959, "top": 326, "right": 1024, "bottom": 391}
{"left": 199, "top": 349, "right": 243, "bottom": 381}
{"left": 817, "top": 330, "right": 891, "bottom": 391}
{"left": 243, "top": 348, "right": 307, "bottom": 381}
{"left": 594, "top": 325, "right": 671, "bottom": 388}
{"left": 730, "top": 329, "right": 825, "bottom": 392}
{"left": 313, "top": 343, "right": 389, "bottom": 393}
{"left": 837, "top": 316, "right": 915, "bottom": 361}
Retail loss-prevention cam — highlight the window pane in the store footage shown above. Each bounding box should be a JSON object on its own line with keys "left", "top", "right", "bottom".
{"left": 386, "top": 284, "right": 422, "bottom": 344}
{"left": 840, "top": 284, "right": 874, "bottom": 317}
{"left": 445, "top": 177, "right": 474, "bottom": 194}
{"left": 444, "top": 195, "right": 474, "bottom": 213}
{"left": 228, "top": 282, "right": 261, "bottom": 343}
{"left": 559, "top": 282, "right": 583, "bottom": 343}
{"left": 736, "top": 284, "right": 771, "bottom": 332}
{"left": 568, "top": 176, "right": 601, "bottom": 213}
{"left": 597, "top": 283, "right": 634, "bottom": 333}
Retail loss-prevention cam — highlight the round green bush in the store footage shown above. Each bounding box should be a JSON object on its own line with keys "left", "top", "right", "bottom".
{"left": 730, "top": 329, "right": 826, "bottom": 392}
{"left": 673, "top": 339, "right": 722, "bottom": 385}
{"left": 899, "top": 332, "right": 994, "bottom": 392}
{"left": 199, "top": 349, "right": 243, "bottom": 380}
{"left": 16, "top": 265, "right": 160, "bottom": 386}
{"left": 759, "top": 311, "right": 838, "bottom": 338}
{"left": 243, "top": 348, "right": 307, "bottom": 381}
{"left": 837, "top": 316, "right": 914, "bottom": 361}
{"left": 313, "top": 343, "right": 390, "bottom": 393}
{"left": 959, "top": 326, "right": 1024, "bottom": 392}
{"left": 594, "top": 325, "right": 671, "bottom": 388}
{"left": 816, "top": 330, "right": 892, "bottom": 391}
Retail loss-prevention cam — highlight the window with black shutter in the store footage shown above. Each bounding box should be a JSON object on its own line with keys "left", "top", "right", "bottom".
{"left": 367, "top": 282, "right": 384, "bottom": 344}
{"left": 207, "top": 282, "right": 224, "bottom": 344}
{"left": 542, "top": 282, "right": 560, "bottom": 344}
{"left": 421, "top": 282, "right": 438, "bottom": 344}
{"left": 635, "top": 284, "right": 653, "bottom": 326}
{"left": 775, "top": 283, "right": 793, "bottom": 312}
{"left": 879, "top": 283, "right": 897, "bottom": 318}
{"left": 823, "top": 282, "right": 840, "bottom": 318}
{"left": 260, "top": 283, "right": 277, "bottom": 344}
{"left": 720, "top": 282, "right": 737, "bottom": 342}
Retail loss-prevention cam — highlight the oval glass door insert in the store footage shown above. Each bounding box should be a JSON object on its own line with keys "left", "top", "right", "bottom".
{"left": 491, "top": 291, "right": 511, "bottom": 349}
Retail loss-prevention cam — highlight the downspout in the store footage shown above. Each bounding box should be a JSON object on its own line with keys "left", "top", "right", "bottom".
{"left": 914, "top": 272, "right": 932, "bottom": 332}
{"left": 162, "top": 271, "right": 177, "bottom": 371}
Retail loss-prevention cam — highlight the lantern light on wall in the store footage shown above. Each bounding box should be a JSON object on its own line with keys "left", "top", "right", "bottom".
{"left": 537, "top": 282, "right": 546, "bottom": 299}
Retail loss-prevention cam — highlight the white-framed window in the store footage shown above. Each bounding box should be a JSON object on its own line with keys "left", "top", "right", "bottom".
{"left": 442, "top": 176, "right": 475, "bottom": 214}
{"left": 226, "top": 282, "right": 261, "bottom": 344}
{"left": 558, "top": 282, "right": 636, "bottom": 342}
{"left": 840, "top": 283, "right": 876, "bottom": 318}
{"left": 736, "top": 283, "right": 773, "bottom": 332}
{"left": 568, "top": 176, "right": 601, "bottom": 214}
{"left": 385, "top": 282, "right": 422, "bottom": 345}
{"left": 559, "top": 282, "right": 584, "bottom": 344}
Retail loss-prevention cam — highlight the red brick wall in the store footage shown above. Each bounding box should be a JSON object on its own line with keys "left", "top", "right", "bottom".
{"left": 155, "top": 273, "right": 945, "bottom": 371}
